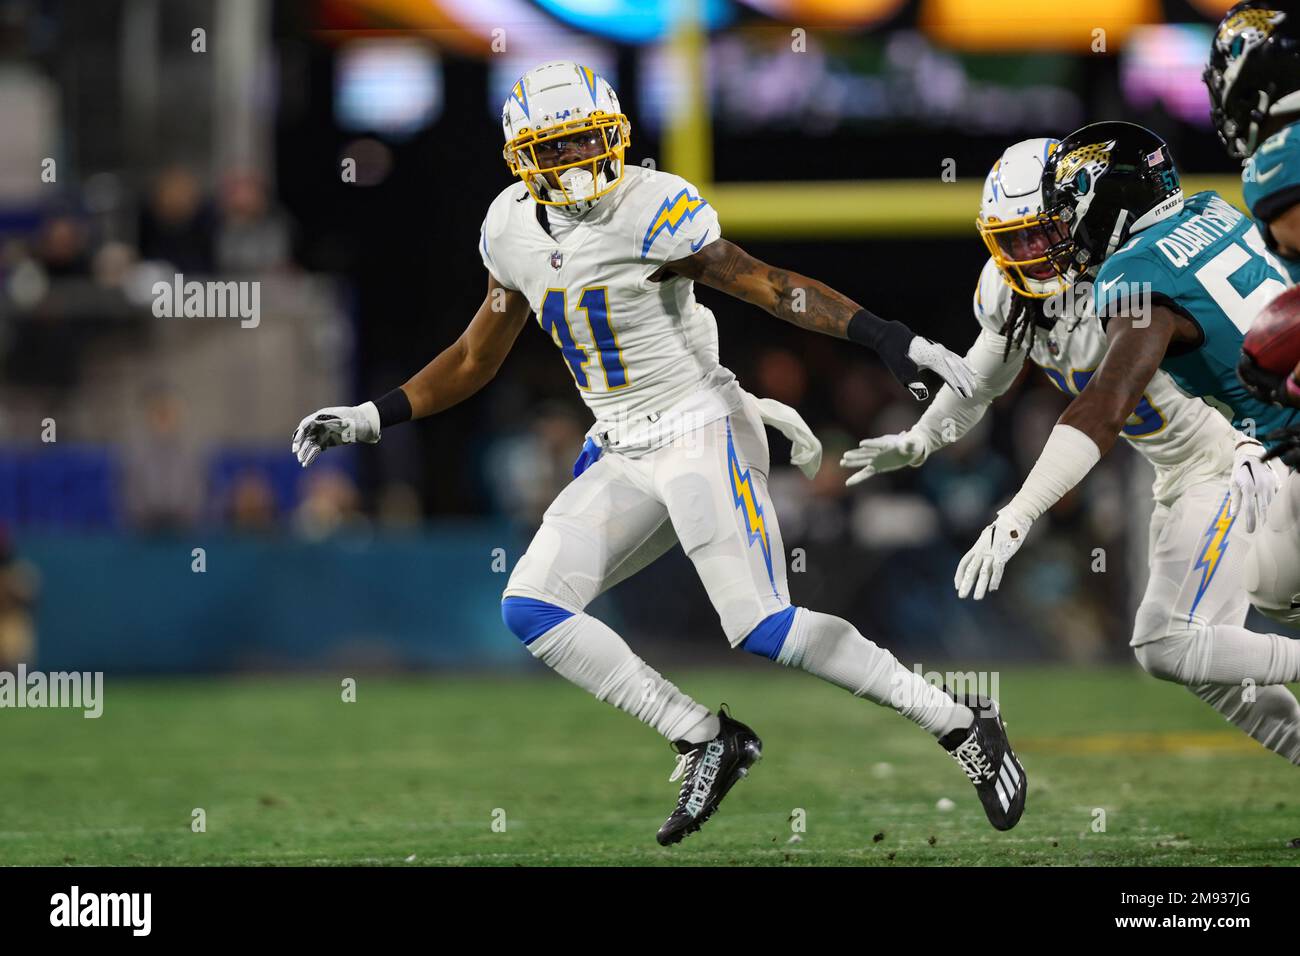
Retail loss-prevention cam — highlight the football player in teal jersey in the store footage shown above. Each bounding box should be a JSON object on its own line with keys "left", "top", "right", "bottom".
{"left": 953, "top": 122, "right": 1300, "bottom": 667}
{"left": 1205, "top": 2, "right": 1300, "bottom": 289}
{"left": 843, "top": 136, "right": 1300, "bottom": 764}
{"left": 1207, "top": 3, "right": 1300, "bottom": 466}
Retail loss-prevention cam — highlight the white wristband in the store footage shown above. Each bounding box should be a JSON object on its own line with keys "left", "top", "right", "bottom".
{"left": 1006, "top": 424, "right": 1102, "bottom": 522}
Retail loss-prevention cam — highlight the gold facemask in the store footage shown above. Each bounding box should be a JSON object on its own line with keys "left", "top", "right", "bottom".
{"left": 976, "top": 212, "right": 1071, "bottom": 299}
{"left": 503, "top": 112, "right": 632, "bottom": 207}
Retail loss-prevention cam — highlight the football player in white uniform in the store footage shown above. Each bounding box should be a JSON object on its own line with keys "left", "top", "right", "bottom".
{"left": 844, "top": 138, "right": 1300, "bottom": 764}
{"left": 291, "top": 61, "right": 1029, "bottom": 843}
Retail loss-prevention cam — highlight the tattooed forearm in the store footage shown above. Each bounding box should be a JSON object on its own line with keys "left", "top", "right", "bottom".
{"left": 772, "top": 280, "right": 859, "bottom": 336}
{"left": 662, "top": 238, "right": 861, "bottom": 338}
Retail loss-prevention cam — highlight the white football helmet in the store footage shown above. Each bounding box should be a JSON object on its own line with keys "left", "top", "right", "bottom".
{"left": 501, "top": 61, "right": 631, "bottom": 213}
{"left": 976, "top": 137, "right": 1070, "bottom": 298}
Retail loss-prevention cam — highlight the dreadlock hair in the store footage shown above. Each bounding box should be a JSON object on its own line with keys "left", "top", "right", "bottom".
{"left": 1000, "top": 294, "right": 1047, "bottom": 361}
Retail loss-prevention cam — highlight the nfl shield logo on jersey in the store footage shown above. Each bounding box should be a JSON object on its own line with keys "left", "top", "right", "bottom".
{"left": 550, "top": 250, "right": 563, "bottom": 270}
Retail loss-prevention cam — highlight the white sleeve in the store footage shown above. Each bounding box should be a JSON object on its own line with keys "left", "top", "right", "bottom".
{"left": 909, "top": 327, "right": 1026, "bottom": 461}
{"left": 972, "top": 256, "right": 1016, "bottom": 336}
{"left": 636, "top": 175, "right": 722, "bottom": 268}
{"left": 478, "top": 192, "right": 520, "bottom": 291}
{"left": 1005, "top": 424, "right": 1102, "bottom": 521}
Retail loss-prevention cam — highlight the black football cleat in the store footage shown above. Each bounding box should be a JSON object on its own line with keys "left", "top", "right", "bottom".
{"left": 656, "top": 707, "right": 762, "bottom": 846}
{"left": 938, "top": 693, "right": 1026, "bottom": 831}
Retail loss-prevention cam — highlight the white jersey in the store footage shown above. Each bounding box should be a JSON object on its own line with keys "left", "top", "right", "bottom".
{"left": 972, "top": 258, "right": 1237, "bottom": 504}
{"left": 479, "top": 166, "right": 732, "bottom": 432}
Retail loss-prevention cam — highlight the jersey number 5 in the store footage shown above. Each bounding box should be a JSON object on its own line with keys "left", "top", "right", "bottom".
{"left": 539, "top": 287, "right": 629, "bottom": 391}
{"left": 1194, "top": 228, "right": 1288, "bottom": 334}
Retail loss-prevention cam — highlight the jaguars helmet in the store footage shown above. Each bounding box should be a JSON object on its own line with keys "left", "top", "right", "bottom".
{"left": 976, "top": 137, "right": 1068, "bottom": 298}
{"left": 501, "top": 61, "right": 631, "bottom": 212}
{"left": 1204, "top": 2, "right": 1300, "bottom": 160}
{"left": 1038, "top": 122, "right": 1184, "bottom": 279}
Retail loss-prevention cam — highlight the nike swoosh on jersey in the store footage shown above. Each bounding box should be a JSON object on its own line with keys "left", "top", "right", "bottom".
{"left": 1098, "top": 273, "right": 1125, "bottom": 294}
{"left": 690, "top": 232, "right": 710, "bottom": 252}
{"left": 1255, "top": 163, "right": 1283, "bottom": 184}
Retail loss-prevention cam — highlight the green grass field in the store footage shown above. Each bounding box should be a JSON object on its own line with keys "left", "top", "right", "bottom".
{"left": 2, "top": 666, "right": 1298, "bottom": 866}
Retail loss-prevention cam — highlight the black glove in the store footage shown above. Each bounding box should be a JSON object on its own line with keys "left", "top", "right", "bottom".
{"left": 1263, "top": 425, "right": 1300, "bottom": 470}
{"left": 1237, "top": 350, "right": 1289, "bottom": 406}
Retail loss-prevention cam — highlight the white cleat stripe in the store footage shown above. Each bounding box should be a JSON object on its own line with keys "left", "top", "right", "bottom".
{"left": 1002, "top": 753, "right": 1020, "bottom": 787}
{"left": 995, "top": 779, "right": 1010, "bottom": 812}
{"left": 999, "top": 763, "right": 1015, "bottom": 795}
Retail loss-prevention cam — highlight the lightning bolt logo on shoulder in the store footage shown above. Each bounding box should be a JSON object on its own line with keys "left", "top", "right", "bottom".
{"left": 641, "top": 188, "right": 709, "bottom": 259}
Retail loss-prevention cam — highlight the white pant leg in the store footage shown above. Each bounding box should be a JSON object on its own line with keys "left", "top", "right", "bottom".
{"left": 503, "top": 450, "right": 716, "bottom": 743}
{"left": 1187, "top": 682, "right": 1300, "bottom": 764}
{"left": 597, "top": 517, "right": 677, "bottom": 597}
{"left": 504, "top": 452, "right": 667, "bottom": 611}
{"left": 1133, "top": 477, "right": 1300, "bottom": 686}
{"left": 1132, "top": 479, "right": 1250, "bottom": 651}
{"left": 631, "top": 395, "right": 972, "bottom": 736}
{"left": 650, "top": 395, "right": 790, "bottom": 646}
{"left": 1246, "top": 462, "right": 1300, "bottom": 627}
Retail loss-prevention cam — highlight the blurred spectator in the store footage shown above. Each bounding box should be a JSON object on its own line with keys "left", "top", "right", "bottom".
{"left": 293, "top": 468, "right": 365, "bottom": 539}
{"left": 121, "top": 386, "right": 205, "bottom": 532}
{"left": 91, "top": 240, "right": 137, "bottom": 291}
{"left": 377, "top": 481, "right": 423, "bottom": 529}
{"left": 215, "top": 169, "right": 293, "bottom": 275}
{"left": 0, "top": 236, "right": 29, "bottom": 284}
{"left": 831, "top": 363, "right": 893, "bottom": 437}
{"left": 483, "top": 402, "right": 587, "bottom": 526}
{"left": 2, "top": 245, "right": 47, "bottom": 310}
{"left": 138, "top": 165, "right": 214, "bottom": 274}
{"left": 0, "top": 527, "right": 37, "bottom": 670}
{"left": 34, "top": 213, "right": 90, "bottom": 278}
{"left": 227, "top": 471, "right": 277, "bottom": 533}
{"left": 752, "top": 347, "right": 807, "bottom": 406}
{"left": 769, "top": 424, "right": 859, "bottom": 545}
{"left": 912, "top": 414, "right": 1015, "bottom": 538}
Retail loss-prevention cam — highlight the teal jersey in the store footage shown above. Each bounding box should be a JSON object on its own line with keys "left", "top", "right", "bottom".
{"left": 1093, "top": 191, "right": 1298, "bottom": 444}
{"left": 1243, "top": 120, "right": 1300, "bottom": 284}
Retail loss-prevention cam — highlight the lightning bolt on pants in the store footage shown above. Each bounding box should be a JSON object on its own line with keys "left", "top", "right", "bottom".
{"left": 503, "top": 393, "right": 788, "bottom": 649}
{"left": 1132, "top": 477, "right": 1300, "bottom": 762}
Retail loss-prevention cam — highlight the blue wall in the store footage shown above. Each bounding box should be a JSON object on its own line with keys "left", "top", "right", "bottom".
{"left": 17, "top": 525, "right": 528, "bottom": 674}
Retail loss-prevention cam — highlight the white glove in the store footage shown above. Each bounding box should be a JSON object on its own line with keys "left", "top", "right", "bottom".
{"left": 840, "top": 432, "right": 926, "bottom": 486}
{"left": 1228, "top": 440, "right": 1278, "bottom": 534}
{"left": 753, "top": 396, "right": 822, "bottom": 478}
{"left": 955, "top": 507, "right": 1033, "bottom": 600}
{"left": 908, "top": 337, "right": 977, "bottom": 399}
{"left": 291, "top": 402, "right": 381, "bottom": 467}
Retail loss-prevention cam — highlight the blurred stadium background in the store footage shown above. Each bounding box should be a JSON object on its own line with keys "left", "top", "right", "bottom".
{"left": 0, "top": 0, "right": 1275, "bottom": 679}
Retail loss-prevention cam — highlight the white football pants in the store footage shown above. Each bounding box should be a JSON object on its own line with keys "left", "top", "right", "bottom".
{"left": 1132, "top": 475, "right": 1300, "bottom": 763}
{"left": 505, "top": 392, "right": 788, "bottom": 644}
{"left": 506, "top": 390, "right": 971, "bottom": 740}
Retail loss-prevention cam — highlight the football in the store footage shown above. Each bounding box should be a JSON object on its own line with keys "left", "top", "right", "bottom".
{"left": 1242, "top": 285, "right": 1300, "bottom": 375}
